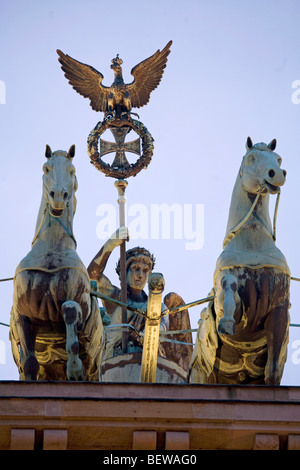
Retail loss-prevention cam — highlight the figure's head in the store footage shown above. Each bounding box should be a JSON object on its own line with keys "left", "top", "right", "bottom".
{"left": 240, "top": 137, "right": 287, "bottom": 195}
{"left": 116, "top": 247, "right": 155, "bottom": 292}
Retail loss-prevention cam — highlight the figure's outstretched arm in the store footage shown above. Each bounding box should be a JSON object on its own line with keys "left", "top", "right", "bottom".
{"left": 87, "top": 226, "right": 129, "bottom": 296}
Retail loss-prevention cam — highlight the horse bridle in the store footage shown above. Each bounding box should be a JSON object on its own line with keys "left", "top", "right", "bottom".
{"left": 223, "top": 184, "right": 281, "bottom": 249}
{"left": 31, "top": 187, "right": 77, "bottom": 248}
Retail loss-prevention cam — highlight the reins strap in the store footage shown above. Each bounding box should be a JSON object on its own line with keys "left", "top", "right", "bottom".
{"left": 272, "top": 189, "right": 280, "bottom": 242}
{"left": 223, "top": 186, "right": 280, "bottom": 248}
{"left": 31, "top": 202, "right": 77, "bottom": 247}
{"left": 223, "top": 186, "right": 264, "bottom": 248}
{"left": 31, "top": 207, "right": 47, "bottom": 247}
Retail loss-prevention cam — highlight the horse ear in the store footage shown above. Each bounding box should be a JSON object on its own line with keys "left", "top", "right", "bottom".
{"left": 268, "top": 139, "right": 277, "bottom": 151}
{"left": 246, "top": 136, "right": 253, "bottom": 150}
{"left": 45, "top": 144, "right": 52, "bottom": 158}
{"left": 68, "top": 145, "right": 75, "bottom": 159}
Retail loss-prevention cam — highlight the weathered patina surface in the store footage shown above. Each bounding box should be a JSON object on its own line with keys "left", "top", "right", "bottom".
{"left": 189, "top": 138, "right": 290, "bottom": 385}
{"left": 10, "top": 146, "right": 104, "bottom": 381}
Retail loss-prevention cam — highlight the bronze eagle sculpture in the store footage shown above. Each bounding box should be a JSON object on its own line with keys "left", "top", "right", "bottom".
{"left": 57, "top": 41, "right": 172, "bottom": 117}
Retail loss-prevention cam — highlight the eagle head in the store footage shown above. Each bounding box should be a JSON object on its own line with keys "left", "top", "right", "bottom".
{"left": 111, "top": 54, "right": 123, "bottom": 72}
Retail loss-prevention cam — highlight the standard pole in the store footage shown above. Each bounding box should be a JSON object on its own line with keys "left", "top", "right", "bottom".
{"left": 114, "top": 179, "right": 128, "bottom": 353}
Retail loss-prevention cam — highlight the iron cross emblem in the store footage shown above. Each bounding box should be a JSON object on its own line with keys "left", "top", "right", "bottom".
{"left": 100, "top": 126, "right": 141, "bottom": 170}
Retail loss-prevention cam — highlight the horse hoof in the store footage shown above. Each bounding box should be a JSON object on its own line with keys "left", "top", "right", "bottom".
{"left": 218, "top": 319, "right": 235, "bottom": 335}
{"left": 24, "top": 356, "right": 39, "bottom": 380}
{"left": 265, "top": 365, "right": 281, "bottom": 385}
{"left": 67, "top": 358, "right": 86, "bottom": 381}
{"left": 265, "top": 376, "right": 280, "bottom": 386}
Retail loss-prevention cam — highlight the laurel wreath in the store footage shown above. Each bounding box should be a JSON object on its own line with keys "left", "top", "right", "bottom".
{"left": 87, "top": 115, "right": 154, "bottom": 179}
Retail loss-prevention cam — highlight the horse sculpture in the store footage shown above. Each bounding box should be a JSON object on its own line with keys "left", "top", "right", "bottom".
{"left": 10, "top": 145, "right": 103, "bottom": 381}
{"left": 189, "top": 137, "right": 290, "bottom": 385}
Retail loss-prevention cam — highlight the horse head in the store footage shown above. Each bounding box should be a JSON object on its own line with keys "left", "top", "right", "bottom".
{"left": 43, "top": 144, "right": 78, "bottom": 217}
{"left": 240, "top": 137, "right": 287, "bottom": 195}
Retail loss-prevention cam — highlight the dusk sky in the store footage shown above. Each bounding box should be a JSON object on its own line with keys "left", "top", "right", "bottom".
{"left": 0, "top": 0, "right": 300, "bottom": 384}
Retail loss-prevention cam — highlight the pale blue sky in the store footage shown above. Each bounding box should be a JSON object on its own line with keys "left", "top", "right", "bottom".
{"left": 0, "top": 0, "right": 299, "bottom": 383}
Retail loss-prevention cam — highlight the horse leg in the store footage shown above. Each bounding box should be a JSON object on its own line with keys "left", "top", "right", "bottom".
{"left": 17, "top": 315, "right": 39, "bottom": 380}
{"left": 61, "top": 300, "right": 86, "bottom": 381}
{"left": 79, "top": 296, "right": 104, "bottom": 381}
{"left": 264, "top": 299, "right": 289, "bottom": 385}
{"left": 216, "top": 274, "right": 240, "bottom": 335}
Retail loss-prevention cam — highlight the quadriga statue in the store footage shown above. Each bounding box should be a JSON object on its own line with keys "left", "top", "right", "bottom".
{"left": 10, "top": 145, "right": 103, "bottom": 381}
{"left": 189, "top": 137, "right": 290, "bottom": 385}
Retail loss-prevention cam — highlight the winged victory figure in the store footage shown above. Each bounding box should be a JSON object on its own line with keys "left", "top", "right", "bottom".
{"left": 57, "top": 41, "right": 172, "bottom": 118}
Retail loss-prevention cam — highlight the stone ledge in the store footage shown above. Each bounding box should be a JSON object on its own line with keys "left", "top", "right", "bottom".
{"left": 0, "top": 381, "right": 299, "bottom": 450}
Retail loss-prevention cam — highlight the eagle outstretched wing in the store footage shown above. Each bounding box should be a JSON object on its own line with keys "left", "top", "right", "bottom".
{"left": 57, "top": 49, "right": 110, "bottom": 112}
{"left": 162, "top": 292, "right": 193, "bottom": 373}
{"left": 128, "top": 40, "right": 172, "bottom": 108}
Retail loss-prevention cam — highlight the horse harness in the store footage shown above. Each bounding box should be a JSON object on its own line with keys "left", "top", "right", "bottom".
{"left": 223, "top": 184, "right": 280, "bottom": 249}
